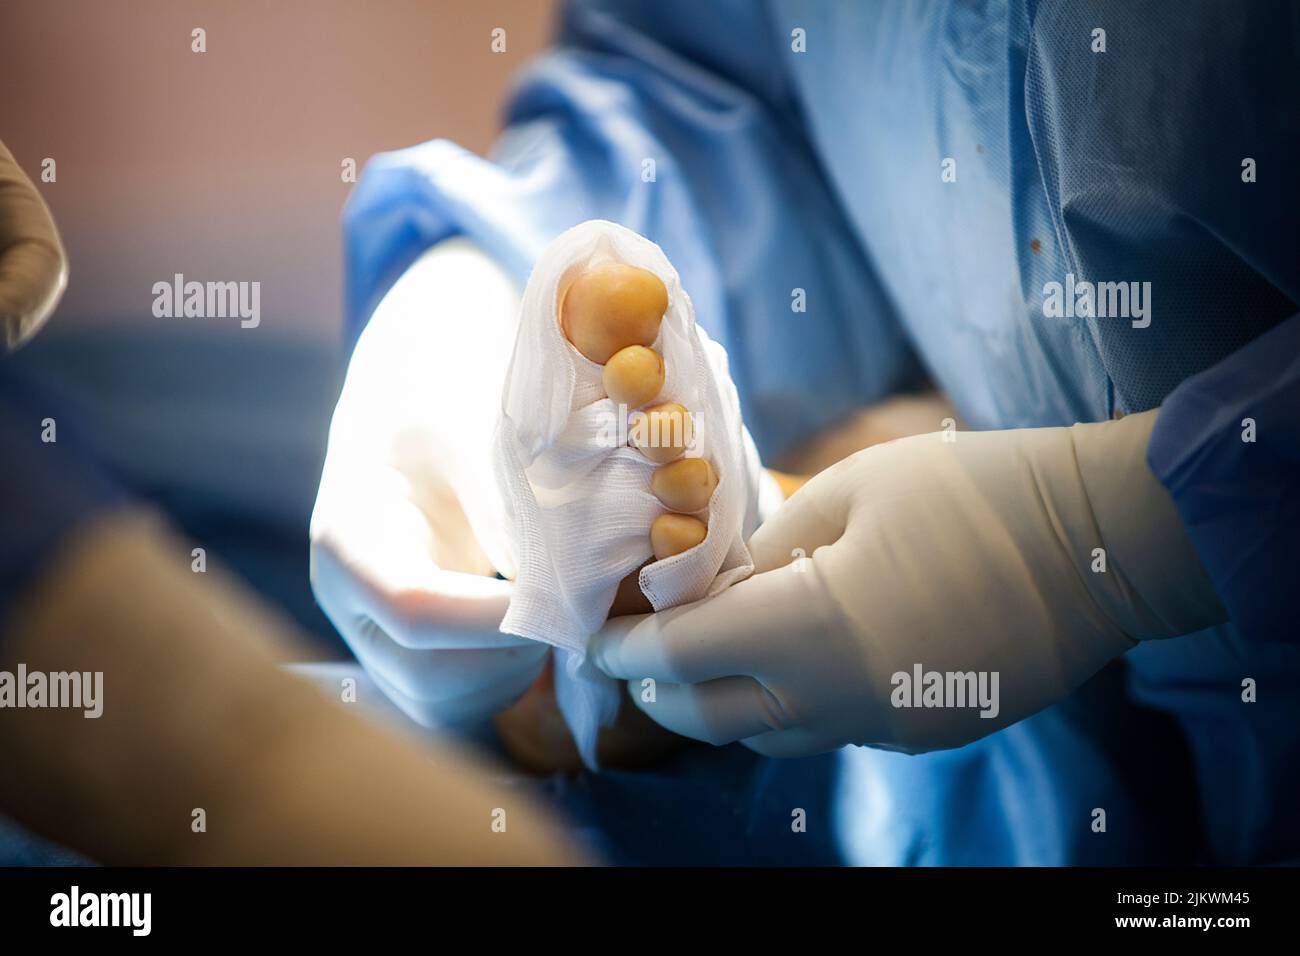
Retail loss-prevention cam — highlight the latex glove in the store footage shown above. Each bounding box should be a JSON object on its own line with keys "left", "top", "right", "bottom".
{"left": 591, "top": 409, "right": 1227, "bottom": 756}
{"left": 0, "top": 141, "right": 67, "bottom": 351}
{"left": 310, "top": 238, "right": 548, "bottom": 727}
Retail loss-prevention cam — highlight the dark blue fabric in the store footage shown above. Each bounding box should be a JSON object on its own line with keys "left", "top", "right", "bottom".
{"left": 0, "top": 329, "right": 344, "bottom": 653}
{"left": 1148, "top": 312, "right": 1300, "bottom": 645}
{"left": 532, "top": 661, "right": 1201, "bottom": 865}
{"left": 1023, "top": 0, "right": 1299, "bottom": 413}
{"left": 1124, "top": 630, "right": 1300, "bottom": 864}
{"left": 0, "top": 364, "right": 127, "bottom": 627}
{"left": 538, "top": 743, "right": 846, "bottom": 866}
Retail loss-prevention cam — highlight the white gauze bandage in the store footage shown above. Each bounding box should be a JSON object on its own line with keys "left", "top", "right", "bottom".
{"left": 493, "top": 220, "right": 770, "bottom": 767}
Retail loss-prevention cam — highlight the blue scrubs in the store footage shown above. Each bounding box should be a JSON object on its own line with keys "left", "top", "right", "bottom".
{"left": 343, "top": 0, "right": 1300, "bottom": 864}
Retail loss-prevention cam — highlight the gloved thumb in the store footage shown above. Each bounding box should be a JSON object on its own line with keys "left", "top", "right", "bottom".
{"left": 746, "top": 462, "right": 850, "bottom": 574}
{"left": 0, "top": 140, "right": 67, "bottom": 352}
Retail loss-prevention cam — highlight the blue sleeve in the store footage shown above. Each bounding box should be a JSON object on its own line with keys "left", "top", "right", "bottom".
{"left": 342, "top": 0, "right": 917, "bottom": 459}
{"left": 0, "top": 366, "right": 128, "bottom": 628}
{"left": 1025, "top": 0, "right": 1300, "bottom": 413}
{"left": 1025, "top": 1, "right": 1300, "bottom": 640}
{"left": 1147, "top": 312, "right": 1300, "bottom": 643}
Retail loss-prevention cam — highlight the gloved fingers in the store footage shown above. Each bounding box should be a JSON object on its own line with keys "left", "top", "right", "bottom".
{"left": 746, "top": 462, "right": 851, "bottom": 574}
{"left": 590, "top": 564, "right": 811, "bottom": 684}
{"left": 740, "top": 727, "right": 846, "bottom": 759}
{"left": 0, "top": 141, "right": 67, "bottom": 350}
{"left": 357, "top": 568, "right": 533, "bottom": 650}
{"left": 315, "top": 542, "right": 531, "bottom": 651}
{"left": 362, "top": 644, "right": 547, "bottom": 728}
{"left": 345, "top": 612, "right": 547, "bottom": 702}
{"left": 628, "top": 675, "right": 793, "bottom": 746}
{"left": 310, "top": 490, "right": 530, "bottom": 651}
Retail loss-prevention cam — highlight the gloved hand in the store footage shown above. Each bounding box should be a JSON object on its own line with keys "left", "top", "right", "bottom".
{"left": 0, "top": 140, "right": 67, "bottom": 351}
{"left": 591, "top": 409, "right": 1228, "bottom": 756}
{"left": 310, "top": 238, "right": 548, "bottom": 727}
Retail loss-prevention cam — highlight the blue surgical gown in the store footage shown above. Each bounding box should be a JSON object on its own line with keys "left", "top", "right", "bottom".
{"left": 342, "top": 0, "right": 1300, "bottom": 864}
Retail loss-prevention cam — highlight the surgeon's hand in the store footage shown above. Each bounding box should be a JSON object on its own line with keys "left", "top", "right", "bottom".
{"left": 591, "top": 410, "right": 1228, "bottom": 756}
{"left": 0, "top": 140, "right": 67, "bottom": 351}
{"left": 310, "top": 239, "right": 548, "bottom": 727}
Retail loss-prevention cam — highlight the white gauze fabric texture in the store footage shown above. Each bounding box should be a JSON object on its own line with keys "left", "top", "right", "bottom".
{"left": 493, "top": 220, "right": 769, "bottom": 767}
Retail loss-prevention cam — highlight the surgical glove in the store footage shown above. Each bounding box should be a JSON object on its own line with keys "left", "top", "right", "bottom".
{"left": 591, "top": 409, "right": 1227, "bottom": 756}
{"left": 310, "top": 238, "right": 547, "bottom": 727}
{"left": 0, "top": 141, "right": 67, "bottom": 351}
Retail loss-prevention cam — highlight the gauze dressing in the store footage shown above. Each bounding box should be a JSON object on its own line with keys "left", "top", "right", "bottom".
{"left": 493, "top": 220, "right": 769, "bottom": 766}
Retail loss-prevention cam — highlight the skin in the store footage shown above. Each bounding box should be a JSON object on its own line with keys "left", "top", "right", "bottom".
{"left": 608, "top": 560, "right": 654, "bottom": 616}
{"left": 650, "top": 457, "right": 717, "bottom": 513}
{"left": 603, "top": 344, "right": 664, "bottom": 408}
{"left": 650, "top": 513, "right": 709, "bottom": 561}
{"left": 630, "top": 402, "right": 693, "bottom": 464}
{"left": 559, "top": 263, "right": 668, "bottom": 364}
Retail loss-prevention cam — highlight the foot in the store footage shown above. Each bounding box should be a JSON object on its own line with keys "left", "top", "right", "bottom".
{"left": 495, "top": 262, "right": 717, "bottom": 771}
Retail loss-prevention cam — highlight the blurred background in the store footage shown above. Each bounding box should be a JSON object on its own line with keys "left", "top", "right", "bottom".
{"left": 2, "top": 0, "right": 556, "bottom": 337}
{"left": 0, "top": 0, "right": 556, "bottom": 655}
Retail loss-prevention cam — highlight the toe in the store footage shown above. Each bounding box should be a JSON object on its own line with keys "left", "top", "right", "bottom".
{"left": 560, "top": 263, "right": 667, "bottom": 364}
{"left": 603, "top": 344, "right": 664, "bottom": 408}
{"left": 650, "top": 458, "right": 717, "bottom": 513}
{"left": 630, "top": 402, "right": 693, "bottom": 464}
{"left": 650, "top": 513, "right": 708, "bottom": 560}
